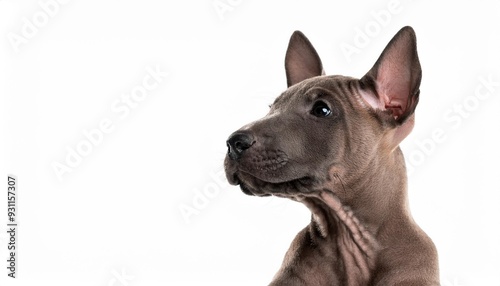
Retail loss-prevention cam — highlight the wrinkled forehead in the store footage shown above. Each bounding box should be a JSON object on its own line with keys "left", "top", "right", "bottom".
{"left": 271, "top": 75, "right": 362, "bottom": 109}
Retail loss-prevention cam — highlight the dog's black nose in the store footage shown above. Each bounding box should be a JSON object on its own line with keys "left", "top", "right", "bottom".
{"left": 226, "top": 132, "right": 254, "bottom": 160}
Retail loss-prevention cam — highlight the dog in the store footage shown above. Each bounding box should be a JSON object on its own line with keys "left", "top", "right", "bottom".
{"left": 224, "top": 26, "right": 439, "bottom": 285}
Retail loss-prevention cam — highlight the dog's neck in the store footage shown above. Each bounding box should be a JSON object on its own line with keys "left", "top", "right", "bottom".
{"left": 344, "top": 146, "right": 410, "bottom": 228}
{"left": 298, "top": 147, "right": 410, "bottom": 284}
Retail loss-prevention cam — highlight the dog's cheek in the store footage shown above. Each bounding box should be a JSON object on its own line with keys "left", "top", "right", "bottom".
{"left": 306, "top": 124, "right": 344, "bottom": 167}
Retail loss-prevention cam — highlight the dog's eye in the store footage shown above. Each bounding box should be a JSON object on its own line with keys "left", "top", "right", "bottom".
{"left": 311, "top": 101, "right": 332, "bottom": 117}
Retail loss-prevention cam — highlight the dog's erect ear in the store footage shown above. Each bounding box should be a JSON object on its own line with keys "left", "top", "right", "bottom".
{"left": 359, "top": 26, "right": 421, "bottom": 124}
{"left": 285, "top": 31, "right": 324, "bottom": 87}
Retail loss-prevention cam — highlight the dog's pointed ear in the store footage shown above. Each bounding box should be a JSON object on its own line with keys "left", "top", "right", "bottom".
{"left": 359, "top": 26, "right": 421, "bottom": 123}
{"left": 285, "top": 31, "right": 325, "bottom": 87}
{"left": 359, "top": 26, "right": 421, "bottom": 146}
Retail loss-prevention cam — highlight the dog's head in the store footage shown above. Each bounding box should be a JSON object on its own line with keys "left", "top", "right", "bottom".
{"left": 224, "top": 27, "right": 421, "bottom": 199}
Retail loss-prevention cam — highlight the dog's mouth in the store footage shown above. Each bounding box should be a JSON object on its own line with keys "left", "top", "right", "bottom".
{"left": 229, "top": 170, "right": 315, "bottom": 197}
{"left": 223, "top": 145, "right": 317, "bottom": 197}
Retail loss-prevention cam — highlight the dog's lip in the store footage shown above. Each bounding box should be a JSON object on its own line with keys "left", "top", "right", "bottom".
{"left": 236, "top": 169, "right": 312, "bottom": 186}
{"left": 236, "top": 172, "right": 313, "bottom": 197}
{"left": 239, "top": 181, "right": 268, "bottom": 196}
{"left": 228, "top": 173, "right": 258, "bottom": 196}
{"left": 228, "top": 173, "right": 240, "bottom": 186}
{"left": 238, "top": 169, "right": 290, "bottom": 184}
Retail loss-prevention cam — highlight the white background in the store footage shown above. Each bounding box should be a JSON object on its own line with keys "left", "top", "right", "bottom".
{"left": 1, "top": 0, "right": 500, "bottom": 285}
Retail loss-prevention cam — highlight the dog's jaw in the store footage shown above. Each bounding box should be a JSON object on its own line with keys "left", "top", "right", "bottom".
{"left": 228, "top": 169, "right": 316, "bottom": 198}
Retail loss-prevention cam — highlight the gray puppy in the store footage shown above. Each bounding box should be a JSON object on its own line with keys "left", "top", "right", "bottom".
{"left": 225, "top": 26, "right": 439, "bottom": 285}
